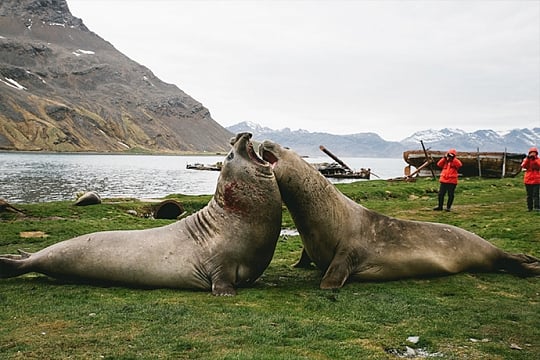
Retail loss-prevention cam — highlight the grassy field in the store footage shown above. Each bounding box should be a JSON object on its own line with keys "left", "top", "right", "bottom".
{"left": 1, "top": 176, "right": 538, "bottom": 359}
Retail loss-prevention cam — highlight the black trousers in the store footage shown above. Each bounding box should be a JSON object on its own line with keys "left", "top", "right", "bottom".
{"left": 525, "top": 183, "right": 540, "bottom": 210}
{"left": 438, "top": 182, "right": 457, "bottom": 210}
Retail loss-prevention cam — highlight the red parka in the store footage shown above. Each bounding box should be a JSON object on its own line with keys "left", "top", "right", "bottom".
{"left": 521, "top": 147, "right": 540, "bottom": 185}
{"left": 437, "top": 149, "right": 462, "bottom": 184}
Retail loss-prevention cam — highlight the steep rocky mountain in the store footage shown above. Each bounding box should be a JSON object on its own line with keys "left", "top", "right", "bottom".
{"left": 228, "top": 122, "right": 539, "bottom": 157}
{"left": 0, "top": 0, "right": 232, "bottom": 152}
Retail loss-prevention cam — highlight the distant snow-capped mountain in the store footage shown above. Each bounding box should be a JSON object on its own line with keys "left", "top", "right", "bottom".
{"left": 227, "top": 122, "right": 310, "bottom": 137}
{"left": 402, "top": 128, "right": 540, "bottom": 154}
{"left": 400, "top": 128, "right": 468, "bottom": 144}
{"left": 227, "top": 122, "right": 404, "bottom": 158}
{"left": 227, "top": 122, "right": 539, "bottom": 158}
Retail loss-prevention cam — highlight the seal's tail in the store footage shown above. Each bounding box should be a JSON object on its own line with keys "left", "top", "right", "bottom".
{"left": 0, "top": 250, "right": 32, "bottom": 278}
{"left": 497, "top": 253, "right": 540, "bottom": 277}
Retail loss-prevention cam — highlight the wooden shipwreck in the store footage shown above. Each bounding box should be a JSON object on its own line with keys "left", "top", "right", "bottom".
{"left": 315, "top": 146, "right": 371, "bottom": 179}
{"left": 403, "top": 146, "right": 525, "bottom": 179}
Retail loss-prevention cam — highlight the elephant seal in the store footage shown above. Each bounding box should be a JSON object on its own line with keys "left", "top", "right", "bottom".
{"left": 259, "top": 140, "right": 540, "bottom": 289}
{"left": 0, "top": 133, "right": 282, "bottom": 296}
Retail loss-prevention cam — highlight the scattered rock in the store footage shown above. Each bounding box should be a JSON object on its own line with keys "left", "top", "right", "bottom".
{"left": 469, "top": 338, "right": 490, "bottom": 343}
{"left": 280, "top": 228, "right": 299, "bottom": 236}
{"left": 386, "top": 336, "right": 444, "bottom": 358}
{"left": 404, "top": 346, "right": 416, "bottom": 357}
{"left": 74, "top": 191, "right": 101, "bottom": 206}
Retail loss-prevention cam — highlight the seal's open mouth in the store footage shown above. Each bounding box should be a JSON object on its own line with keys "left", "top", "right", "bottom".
{"left": 258, "top": 143, "right": 278, "bottom": 168}
{"left": 261, "top": 149, "right": 278, "bottom": 166}
{"left": 247, "top": 141, "right": 267, "bottom": 166}
{"left": 231, "top": 132, "right": 271, "bottom": 170}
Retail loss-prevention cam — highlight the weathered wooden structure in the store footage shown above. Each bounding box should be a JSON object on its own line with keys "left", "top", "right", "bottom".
{"left": 317, "top": 146, "right": 372, "bottom": 179}
{"left": 403, "top": 147, "right": 525, "bottom": 179}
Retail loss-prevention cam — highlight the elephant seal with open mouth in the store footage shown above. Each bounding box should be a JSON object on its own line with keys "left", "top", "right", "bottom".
{"left": 260, "top": 140, "right": 540, "bottom": 289}
{"left": 0, "top": 133, "right": 282, "bottom": 296}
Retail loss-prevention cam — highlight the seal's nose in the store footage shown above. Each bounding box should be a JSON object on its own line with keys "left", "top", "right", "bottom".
{"left": 229, "top": 132, "right": 253, "bottom": 146}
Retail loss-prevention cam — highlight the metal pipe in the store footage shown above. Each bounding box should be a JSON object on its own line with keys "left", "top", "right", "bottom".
{"left": 319, "top": 145, "right": 353, "bottom": 172}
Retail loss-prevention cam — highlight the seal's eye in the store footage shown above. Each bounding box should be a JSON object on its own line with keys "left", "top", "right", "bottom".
{"left": 226, "top": 152, "right": 234, "bottom": 161}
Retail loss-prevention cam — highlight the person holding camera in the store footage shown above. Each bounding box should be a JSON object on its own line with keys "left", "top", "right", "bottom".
{"left": 434, "top": 148, "right": 462, "bottom": 211}
{"left": 521, "top": 147, "right": 540, "bottom": 212}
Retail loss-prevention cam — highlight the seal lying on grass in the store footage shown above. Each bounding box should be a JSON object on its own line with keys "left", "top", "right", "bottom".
{"left": 260, "top": 140, "right": 540, "bottom": 290}
{"left": 0, "top": 133, "right": 282, "bottom": 296}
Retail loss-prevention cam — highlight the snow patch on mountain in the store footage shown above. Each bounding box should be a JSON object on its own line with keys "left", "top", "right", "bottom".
{"left": 400, "top": 128, "right": 467, "bottom": 144}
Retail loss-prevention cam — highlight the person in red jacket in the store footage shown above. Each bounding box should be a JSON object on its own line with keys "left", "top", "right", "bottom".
{"left": 521, "top": 147, "right": 540, "bottom": 211}
{"left": 434, "top": 148, "right": 463, "bottom": 211}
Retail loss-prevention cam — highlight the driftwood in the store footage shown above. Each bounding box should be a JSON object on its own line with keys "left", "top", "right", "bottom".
{"left": 420, "top": 140, "right": 436, "bottom": 179}
{"left": 406, "top": 159, "right": 434, "bottom": 178}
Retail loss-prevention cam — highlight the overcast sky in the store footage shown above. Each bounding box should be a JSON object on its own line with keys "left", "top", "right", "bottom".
{"left": 67, "top": 0, "right": 540, "bottom": 141}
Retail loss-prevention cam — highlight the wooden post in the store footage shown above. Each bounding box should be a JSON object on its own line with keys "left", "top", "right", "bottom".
{"left": 477, "top": 147, "right": 482, "bottom": 177}
{"left": 420, "top": 140, "right": 436, "bottom": 179}
{"left": 502, "top": 148, "right": 507, "bottom": 179}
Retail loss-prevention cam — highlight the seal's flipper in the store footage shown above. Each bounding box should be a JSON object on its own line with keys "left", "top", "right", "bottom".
{"left": 497, "top": 252, "right": 540, "bottom": 277}
{"left": 320, "top": 262, "right": 350, "bottom": 289}
{"left": 320, "top": 246, "right": 363, "bottom": 289}
{"left": 0, "top": 256, "right": 28, "bottom": 278}
{"left": 18, "top": 249, "right": 32, "bottom": 258}
{"left": 293, "top": 248, "right": 314, "bottom": 268}
{"left": 211, "top": 279, "right": 237, "bottom": 296}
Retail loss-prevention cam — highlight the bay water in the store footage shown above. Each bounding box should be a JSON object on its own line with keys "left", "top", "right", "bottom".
{"left": 0, "top": 152, "right": 406, "bottom": 203}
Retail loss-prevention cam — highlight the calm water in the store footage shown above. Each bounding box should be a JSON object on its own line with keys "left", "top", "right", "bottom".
{"left": 0, "top": 152, "right": 406, "bottom": 203}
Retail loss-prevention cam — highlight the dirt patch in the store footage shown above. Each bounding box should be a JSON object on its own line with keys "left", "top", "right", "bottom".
{"left": 19, "top": 231, "right": 48, "bottom": 238}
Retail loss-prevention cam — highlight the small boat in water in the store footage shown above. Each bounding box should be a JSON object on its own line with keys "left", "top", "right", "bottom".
{"left": 403, "top": 149, "right": 525, "bottom": 178}
{"left": 317, "top": 145, "right": 371, "bottom": 180}
{"left": 186, "top": 162, "right": 222, "bottom": 171}
{"left": 314, "top": 162, "right": 371, "bottom": 179}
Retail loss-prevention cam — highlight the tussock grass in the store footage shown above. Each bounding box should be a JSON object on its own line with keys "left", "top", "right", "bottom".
{"left": 1, "top": 176, "right": 538, "bottom": 359}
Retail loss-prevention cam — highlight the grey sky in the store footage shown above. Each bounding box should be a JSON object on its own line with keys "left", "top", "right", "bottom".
{"left": 67, "top": 0, "right": 540, "bottom": 141}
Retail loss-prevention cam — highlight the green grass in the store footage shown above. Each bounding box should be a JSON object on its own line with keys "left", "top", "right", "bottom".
{"left": 1, "top": 176, "right": 538, "bottom": 359}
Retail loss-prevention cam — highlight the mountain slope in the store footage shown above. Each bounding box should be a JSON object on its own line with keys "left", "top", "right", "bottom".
{"left": 0, "top": 0, "right": 232, "bottom": 152}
